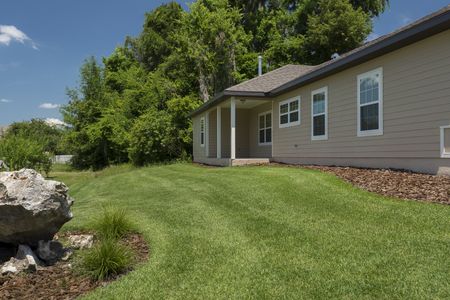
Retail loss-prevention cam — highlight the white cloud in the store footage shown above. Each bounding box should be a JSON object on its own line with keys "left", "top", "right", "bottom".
{"left": 45, "top": 118, "right": 67, "bottom": 127}
{"left": 0, "top": 25, "right": 38, "bottom": 49}
{"left": 39, "top": 102, "right": 60, "bottom": 109}
{"left": 0, "top": 98, "right": 12, "bottom": 103}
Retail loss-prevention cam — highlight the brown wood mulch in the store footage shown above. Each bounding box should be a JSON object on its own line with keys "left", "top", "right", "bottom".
{"left": 0, "top": 233, "right": 149, "bottom": 300}
{"left": 300, "top": 165, "right": 450, "bottom": 204}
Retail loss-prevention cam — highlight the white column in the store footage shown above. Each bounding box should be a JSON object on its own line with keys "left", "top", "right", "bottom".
{"left": 205, "top": 112, "right": 209, "bottom": 158}
{"left": 216, "top": 106, "right": 222, "bottom": 159}
{"left": 230, "top": 97, "right": 236, "bottom": 160}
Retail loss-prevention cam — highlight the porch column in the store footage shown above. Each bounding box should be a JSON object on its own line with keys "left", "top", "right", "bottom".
{"left": 216, "top": 106, "right": 221, "bottom": 159}
{"left": 230, "top": 97, "right": 236, "bottom": 159}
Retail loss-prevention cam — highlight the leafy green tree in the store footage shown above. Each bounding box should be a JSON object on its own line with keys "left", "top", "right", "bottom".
{"left": 62, "top": 57, "right": 112, "bottom": 169}
{"left": 128, "top": 2, "right": 183, "bottom": 71}
{"left": 167, "top": 95, "right": 203, "bottom": 152}
{"left": 5, "top": 119, "right": 64, "bottom": 154}
{"left": 304, "top": 0, "right": 371, "bottom": 64}
{"left": 182, "top": 0, "right": 251, "bottom": 101}
{"left": 128, "top": 110, "right": 179, "bottom": 166}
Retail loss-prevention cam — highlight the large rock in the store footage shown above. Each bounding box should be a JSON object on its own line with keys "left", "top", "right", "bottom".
{"left": 0, "top": 169, "right": 74, "bottom": 246}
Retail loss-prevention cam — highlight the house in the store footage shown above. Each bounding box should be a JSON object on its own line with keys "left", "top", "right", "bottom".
{"left": 190, "top": 6, "right": 450, "bottom": 175}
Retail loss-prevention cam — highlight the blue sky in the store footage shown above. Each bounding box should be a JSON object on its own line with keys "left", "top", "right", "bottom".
{"left": 0, "top": 0, "right": 449, "bottom": 125}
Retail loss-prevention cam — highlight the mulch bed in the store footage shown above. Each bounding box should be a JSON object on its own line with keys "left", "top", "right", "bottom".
{"left": 301, "top": 165, "right": 450, "bottom": 204}
{"left": 0, "top": 233, "right": 149, "bottom": 300}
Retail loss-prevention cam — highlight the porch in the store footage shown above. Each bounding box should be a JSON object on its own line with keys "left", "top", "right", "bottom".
{"left": 197, "top": 97, "right": 273, "bottom": 166}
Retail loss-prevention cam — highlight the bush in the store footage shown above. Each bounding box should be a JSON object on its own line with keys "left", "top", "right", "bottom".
{"left": 81, "top": 238, "right": 132, "bottom": 281}
{"left": 128, "top": 109, "right": 180, "bottom": 166}
{"left": 94, "top": 207, "right": 134, "bottom": 240}
{"left": 0, "top": 135, "right": 53, "bottom": 175}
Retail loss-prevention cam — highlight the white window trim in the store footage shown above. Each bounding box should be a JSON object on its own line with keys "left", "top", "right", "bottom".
{"left": 357, "top": 67, "right": 383, "bottom": 137}
{"left": 279, "top": 96, "right": 301, "bottom": 128}
{"left": 311, "top": 86, "right": 328, "bottom": 141}
{"left": 258, "top": 111, "right": 272, "bottom": 146}
{"left": 200, "top": 116, "right": 205, "bottom": 147}
{"left": 440, "top": 125, "right": 450, "bottom": 158}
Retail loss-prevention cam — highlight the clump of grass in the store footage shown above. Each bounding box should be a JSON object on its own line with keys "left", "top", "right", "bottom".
{"left": 94, "top": 207, "right": 134, "bottom": 240}
{"left": 81, "top": 238, "right": 132, "bottom": 281}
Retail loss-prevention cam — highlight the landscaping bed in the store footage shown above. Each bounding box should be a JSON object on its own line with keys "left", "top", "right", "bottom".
{"left": 0, "top": 233, "right": 148, "bottom": 300}
{"left": 303, "top": 165, "right": 450, "bottom": 204}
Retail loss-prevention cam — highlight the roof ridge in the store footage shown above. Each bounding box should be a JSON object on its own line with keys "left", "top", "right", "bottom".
{"left": 225, "top": 64, "right": 311, "bottom": 92}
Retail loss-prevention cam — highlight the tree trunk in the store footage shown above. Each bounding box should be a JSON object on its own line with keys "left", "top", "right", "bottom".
{"left": 198, "top": 66, "right": 210, "bottom": 103}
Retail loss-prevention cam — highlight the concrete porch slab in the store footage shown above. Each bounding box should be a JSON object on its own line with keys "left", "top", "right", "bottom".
{"left": 231, "top": 158, "right": 270, "bottom": 166}
{"left": 194, "top": 158, "right": 271, "bottom": 167}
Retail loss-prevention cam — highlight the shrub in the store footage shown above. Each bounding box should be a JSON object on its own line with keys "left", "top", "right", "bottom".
{"left": 128, "top": 109, "right": 180, "bottom": 166}
{"left": 94, "top": 207, "right": 134, "bottom": 240}
{"left": 81, "top": 238, "right": 132, "bottom": 281}
{"left": 0, "top": 135, "right": 53, "bottom": 175}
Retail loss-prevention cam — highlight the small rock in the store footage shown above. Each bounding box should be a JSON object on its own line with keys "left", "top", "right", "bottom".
{"left": 1, "top": 258, "right": 28, "bottom": 275}
{"left": 61, "top": 248, "right": 73, "bottom": 261}
{"left": 16, "top": 244, "right": 41, "bottom": 271}
{"left": 68, "top": 234, "right": 94, "bottom": 250}
{"left": 36, "top": 240, "right": 65, "bottom": 263}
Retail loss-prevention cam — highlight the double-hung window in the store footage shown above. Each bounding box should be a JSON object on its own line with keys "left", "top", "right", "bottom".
{"left": 279, "top": 96, "right": 300, "bottom": 128}
{"left": 200, "top": 117, "right": 205, "bottom": 147}
{"left": 311, "top": 87, "right": 328, "bottom": 140}
{"left": 357, "top": 68, "right": 383, "bottom": 137}
{"left": 258, "top": 111, "right": 272, "bottom": 145}
{"left": 441, "top": 125, "right": 450, "bottom": 158}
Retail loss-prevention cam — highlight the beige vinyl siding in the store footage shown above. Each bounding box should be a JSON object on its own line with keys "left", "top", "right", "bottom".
{"left": 248, "top": 102, "right": 272, "bottom": 158}
{"left": 272, "top": 30, "right": 450, "bottom": 165}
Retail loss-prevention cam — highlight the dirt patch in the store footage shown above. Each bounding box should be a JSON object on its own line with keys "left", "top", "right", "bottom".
{"left": 302, "top": 165, "right": 450, "bottom": 204}
{"left": 0, "top": 233, "right": 149, "bottom": 300}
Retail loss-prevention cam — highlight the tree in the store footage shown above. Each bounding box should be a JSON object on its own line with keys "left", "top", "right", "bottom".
{"left": 182, "top": 0, "right": 251, "bottom": 101}
{"left": 5, "top": 119, "right": 64, "bottom": 154}
{"left": 128, "top": 2, "right": 183, "bottom": 71}
{"left": 304, "top": 0, "right": 371, "bottom": 64}
{"left": 61, "top": 57, "right": 112, "bottom": 169}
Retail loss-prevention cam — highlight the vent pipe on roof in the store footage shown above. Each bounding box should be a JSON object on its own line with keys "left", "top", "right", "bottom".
{"left": 331, "top": 52, "right": 340, "bottom": 60}
{"left": 258, "top": 55, "right": 263, "bottom": 76}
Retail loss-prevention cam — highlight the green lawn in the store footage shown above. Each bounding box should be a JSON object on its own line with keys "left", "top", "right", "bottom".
{"left": 55, "top": 163, "right": 450, "bottom": 299}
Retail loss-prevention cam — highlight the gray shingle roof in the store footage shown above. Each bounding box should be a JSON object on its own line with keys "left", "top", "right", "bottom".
{"left": 226, "top": 64, "right": 316, "bottom": 93}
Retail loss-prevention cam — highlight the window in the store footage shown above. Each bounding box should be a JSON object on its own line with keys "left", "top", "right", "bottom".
{"left": 441, "top": 125, "right": 450, "bottom": 158}
{"left": 279, "top": 96, "right": 300, "bottom": 128}
{"left": 200, "top": 117, "right": 205, "bottom": 147}
{"left": 357, "top": 68, "right": 383, "bottom": 137}
{"left": 259, "top": 111, "right": 272, "bottom": 145}
{"left": 311, "top": 87, "right": 328, "bottom": 140}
